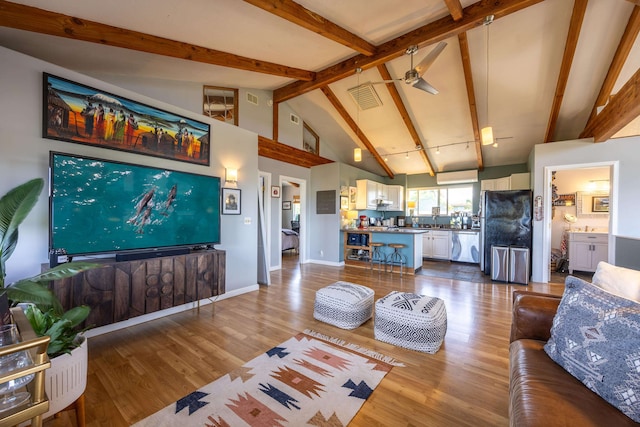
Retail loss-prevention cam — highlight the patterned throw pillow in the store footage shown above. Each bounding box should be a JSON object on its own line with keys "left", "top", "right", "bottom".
{"left": 544, "top": 276, "right": 640, "bottom": 422}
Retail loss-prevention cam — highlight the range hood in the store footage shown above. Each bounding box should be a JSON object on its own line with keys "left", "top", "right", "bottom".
{"left": 375, "top": 199, "right": 393, "bottom": 210}
{"left": 436, "top": 169, "right": 478, "bottom": 185}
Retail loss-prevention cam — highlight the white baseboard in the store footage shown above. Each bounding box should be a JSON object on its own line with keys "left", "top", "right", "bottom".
{"left": 83, "top": 284, "right": 260, "bottom": 338}
{"left": 307, "top": 259, "right": 344, "bottom": 267}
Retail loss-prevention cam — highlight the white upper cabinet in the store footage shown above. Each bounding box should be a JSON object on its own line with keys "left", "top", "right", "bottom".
{"left": 481, "top": 173, "right": 530, "bottom": 191}
{"left": 386, "top": 185, "right": 404, "bottom": 211}
{"left": 355, "top": 180, "right": 403, "bottom": 210}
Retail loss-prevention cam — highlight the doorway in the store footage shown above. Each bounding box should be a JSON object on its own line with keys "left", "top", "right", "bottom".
{"left": 542, "top": 161, "right": 617, "bottom": 283}
{"left": 279, "top": 176, "right": 306, "bottom": 268}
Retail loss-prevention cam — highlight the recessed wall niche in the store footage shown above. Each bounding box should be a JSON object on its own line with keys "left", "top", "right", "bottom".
{"left": 203, "top": 86, "right": 238, "bottom": 125}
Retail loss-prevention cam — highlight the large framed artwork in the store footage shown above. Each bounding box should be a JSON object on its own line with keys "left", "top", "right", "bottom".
{"left": 43, "top": 73, "right": 211, "bottom": 166}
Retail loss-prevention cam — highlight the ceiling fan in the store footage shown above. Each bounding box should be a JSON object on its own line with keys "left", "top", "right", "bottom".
{"left": 373, "top": 41, "right": 447, "bottom": 94}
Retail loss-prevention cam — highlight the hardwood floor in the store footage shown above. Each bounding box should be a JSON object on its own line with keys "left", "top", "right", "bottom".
{"left": 45, "top": 256, "right": 566, "bottom": 427}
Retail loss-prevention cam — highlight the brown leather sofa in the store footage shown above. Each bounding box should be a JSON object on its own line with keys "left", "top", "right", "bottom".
{"left": 509, "top": 290, "right": 637, "bottom": 426}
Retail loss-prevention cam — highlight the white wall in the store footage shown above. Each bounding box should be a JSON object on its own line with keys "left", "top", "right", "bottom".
{"left": 278, "top": 103, "right": 303, "bottom": 149}
{"left": 0, "top": 46, "right": 259, "bottom": 294}
{"left": 281, "top": 185, "right": 299, "bottom": 229}
{"left": 531, "top": 137, "right": 640, "bottom": 282}
{"left": 309, "top": 163, "right": 342, "bottom": 265}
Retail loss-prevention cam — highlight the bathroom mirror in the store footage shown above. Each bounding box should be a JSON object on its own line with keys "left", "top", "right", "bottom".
{"left": 576, "top": 191, "right": 609, "bottom": 218}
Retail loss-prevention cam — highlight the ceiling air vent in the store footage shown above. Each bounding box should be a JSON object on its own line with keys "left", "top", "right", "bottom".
{"left": 347, "top": 82, "right": 383, "bottom": 110}
{"left": 247, "top": 92, "right": 258, "bottom": 105}
{"left": 290, "top": 114, "right": 300, "bottom": 125}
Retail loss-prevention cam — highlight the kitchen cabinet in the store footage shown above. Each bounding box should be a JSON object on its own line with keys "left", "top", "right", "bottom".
{"left": 568, "top": 232, "right": 608, "bottom": 274}
{"left": 481, "top": 178, "right": 508, "bottom": 191}
{"left": 509, "top": 173, "right": 530, "bottom": 190}
{"left": 480, "top": 173, "right": 530, "bottom": 191}
{"left": 423, "top": 230, "right": 451, "bottom": 260}
{"left": 356, "top": 179, "right": 388, "bottom": 210}
{"left": 386, "top": 185, "right": 404, "bottom": 211}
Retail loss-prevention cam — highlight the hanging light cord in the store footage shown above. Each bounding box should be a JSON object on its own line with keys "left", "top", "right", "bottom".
{"left": 485, "top": 16, "right": 492, "bottom": 128}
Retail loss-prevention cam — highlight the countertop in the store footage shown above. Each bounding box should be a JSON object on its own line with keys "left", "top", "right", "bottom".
{"left": 341, "top": 227, "right": 480, "bottom": 234}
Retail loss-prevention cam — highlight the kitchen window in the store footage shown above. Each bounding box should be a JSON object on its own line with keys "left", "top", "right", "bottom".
{"left": 407, "top": 186, "right": 473, "bottom": 216}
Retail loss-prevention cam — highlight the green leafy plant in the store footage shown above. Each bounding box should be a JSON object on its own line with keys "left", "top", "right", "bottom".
{"left": 24, "top": 305, "right": 90, "bottom": 357}
{"left": 0, "top": 178, "right": 98, "bottom": 356}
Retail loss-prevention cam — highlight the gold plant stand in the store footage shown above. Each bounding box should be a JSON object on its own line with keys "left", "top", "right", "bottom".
{"left": 0, "top": 308, "right": 50, "bottom": 427}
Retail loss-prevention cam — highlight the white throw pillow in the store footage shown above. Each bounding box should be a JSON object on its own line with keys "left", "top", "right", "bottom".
{"left": 591, "top": 261, "right": 640, "bottom": 303}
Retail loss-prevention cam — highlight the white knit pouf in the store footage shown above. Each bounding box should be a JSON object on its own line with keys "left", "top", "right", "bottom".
{"left": 374, "top": 291, "right": 447, "bottom": 353}
{"left": 313, "top": 281, "right": 374, "bottom": 329}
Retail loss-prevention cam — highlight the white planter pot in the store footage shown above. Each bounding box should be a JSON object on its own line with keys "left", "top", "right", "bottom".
{"left": 42, "top": 336, "right": 88, "bottom": 419}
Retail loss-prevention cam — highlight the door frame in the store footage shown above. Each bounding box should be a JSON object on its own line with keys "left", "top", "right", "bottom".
{"left": 258, "top": 171, "right": 272, "bottom": 277}
{"left": 541, "top": 161, "right": 618, "bottom": 283}
{"left": 278, "top": 175, "right": 307, "bottom": 266}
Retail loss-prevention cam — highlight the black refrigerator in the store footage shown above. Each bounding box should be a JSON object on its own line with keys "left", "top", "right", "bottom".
{"left": 481, "top": 190, "right": 533, "bottom": 276}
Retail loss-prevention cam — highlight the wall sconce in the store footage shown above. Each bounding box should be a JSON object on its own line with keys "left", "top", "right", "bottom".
{"left": 225, "top": 167, "right": 238, "bottom": 183}
{"left": 354, "top": 148, "right": 362, "bottom": 162}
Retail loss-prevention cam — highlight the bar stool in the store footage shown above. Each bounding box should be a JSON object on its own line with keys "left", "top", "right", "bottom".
{"left": 387, "top": 243, "right": 407, "bottom": 276}
{"left": 370, "top": 242, "right": 387, "bottom": 272}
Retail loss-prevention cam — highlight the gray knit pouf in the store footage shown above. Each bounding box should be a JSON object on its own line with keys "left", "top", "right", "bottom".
{"left": 374, "top": 291, "right": 447, "bottom": 353}
{"left": 313, "top": 281, "right": 374, "bottom": 329}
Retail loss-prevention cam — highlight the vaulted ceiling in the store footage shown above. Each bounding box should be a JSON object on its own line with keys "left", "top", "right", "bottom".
{"left": 1, "top": 0, "right": 639, "bottom": 178}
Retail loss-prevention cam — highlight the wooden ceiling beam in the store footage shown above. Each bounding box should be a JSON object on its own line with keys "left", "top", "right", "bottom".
{"left": 580, "top": 66, "right": 640, "bottom": 141}
{"left": 0, "top": 0, "right": 315, "bottom": 81}
{"left": 258, "top": 135, "right": 334, "bottom": 168}
{"left": 586, "top": 5, "right": 640, "bottom": 123}
{"left": 377, "top": 64, "right": 435, "bottom": 176}
{"left": 544, "top": 0, "right": 588, "bottom": 143}
{"left": 320, "top": 86, "right": 395, "bottom": 178}
{"left": 457, "top": 32, "right": 484, "bottom": 171}
{"left": 273, "top": 0, "right": 543, "bottom": 103}
{"left": 243, "top": 0, "right": 377, "bottom": 56}
{"left": 444, "top": 0, "right": 464, "bottom": 21}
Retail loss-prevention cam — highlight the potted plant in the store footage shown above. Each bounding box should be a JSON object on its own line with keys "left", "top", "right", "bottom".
{"left": 0, "top": 178, "right": 97, "bottom": 421}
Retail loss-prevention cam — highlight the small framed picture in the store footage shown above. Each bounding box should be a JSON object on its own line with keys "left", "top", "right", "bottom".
{"left": 592, "top": 196, "right": 609, "bottom": 212}
{"left": 340, "top": 196, "right": 349, "bottom": 211}
{"left": 271, "top": 186, "right": 280, "bottom": 198}
{"left": 349, "top": 186, "right": 357, "bottom": 204}
{"left": 282, "top": 201, "right": 291, "bottom": 210}
{"left": 222, "top": 188, "right": 241, "bottom": 215}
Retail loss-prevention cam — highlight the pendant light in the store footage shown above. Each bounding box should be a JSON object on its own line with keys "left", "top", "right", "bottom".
{"left": 354, "top": 67, "right": 363, "bottom": 162}
{"left": 481, "top": 15, "right": 495, "bottom": 146}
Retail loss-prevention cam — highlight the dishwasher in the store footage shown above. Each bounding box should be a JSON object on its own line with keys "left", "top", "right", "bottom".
{"left": 451, "top": 230, "right": 480, "bottom": 263}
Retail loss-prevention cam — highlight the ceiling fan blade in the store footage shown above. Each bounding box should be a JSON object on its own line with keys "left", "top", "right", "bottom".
{"left": 412, "top": 78, "right": 439, "bottom": 95}
{"left": 413, "top": 41, "right": 447, "bottom": 77}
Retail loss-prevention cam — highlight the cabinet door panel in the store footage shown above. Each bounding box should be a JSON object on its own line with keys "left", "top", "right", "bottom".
{"left": 591, "top": 243, "right": 608, "bottom": 269}
{"left": 422, "top": 233, "right": 433, "bottom": 258}
{"left": 432, "top": 235, "right": 451, "bottom": 259}
{"left": 569, "top": 241, "right": 594, "bottom": 272}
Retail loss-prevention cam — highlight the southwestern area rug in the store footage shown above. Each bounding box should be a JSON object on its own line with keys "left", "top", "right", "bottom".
{"left": 133, "top": 330, "right": 402, "bottom": 427}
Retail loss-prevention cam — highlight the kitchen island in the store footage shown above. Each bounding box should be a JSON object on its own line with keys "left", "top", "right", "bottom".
{"left": 341, "top": 228, "right": 427, "bottom": 275}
